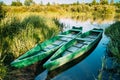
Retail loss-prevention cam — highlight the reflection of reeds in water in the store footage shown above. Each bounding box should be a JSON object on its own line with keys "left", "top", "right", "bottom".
{"left": 3, "top": 5, "right": 117, "bottom": 23}
{"left": 97, "top": 56, "right": 106, "bottom": 80}
{"left": 45, "top": 37, "right": 102, "bottom": 79}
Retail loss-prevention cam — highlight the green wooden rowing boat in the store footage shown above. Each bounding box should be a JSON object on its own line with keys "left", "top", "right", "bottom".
{"left": 10, "top": 27, "right": 82, "bottom": 68}
{"left": 43, "top": 28, "right": 103, "bottom": 71}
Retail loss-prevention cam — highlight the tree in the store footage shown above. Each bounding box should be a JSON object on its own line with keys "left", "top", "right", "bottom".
{"left": 0, "top": 5, "right": 6, "bottom": 20}
{"left": 24, "top": 0, "right": 33, "bottom": 6}
{"left": 0, "top": 1, "right": 6, "bottom": 6}
{"left": 72, "top": 1, "right": 79, "bottom": 5}
{"left": 82, "top": 0, "right": 85, "bottom": 4}
{"left": 92, "top": 0, "right": 97, "bottom": 5}
{"left": 40, "top": 1, "right": 43, "bottom": 5}
{"left": 11, "top": 0, "right": 22, "bottom": 6}
{"left": 47, "top": 2, "right": 50, "bottom": 6}
{"left": 76, "top": 1, "right": 79, "bottom": 5}
{"left": 100, "top": 0, "right": 108, "bottom": 5}
{"left": 110, "top": 0, "right": 114, "bottom": 5}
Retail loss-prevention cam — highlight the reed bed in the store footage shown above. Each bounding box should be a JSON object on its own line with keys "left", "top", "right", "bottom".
{"left": 105, "top": 21, "right": 120, "bottom": 63}
{"left": 0, "top": 14, "right": 61, "bottom": 79}
{"left": 2, "top": 4, "right": 115, "bottom": 21}
{"left": 0, "top": 14, "right": 60, "bottom": 63}
{"left": 105, "top": 21, "right": 120, "bottom": 79}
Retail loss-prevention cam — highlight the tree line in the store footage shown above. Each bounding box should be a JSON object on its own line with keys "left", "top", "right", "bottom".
{"left": 0, "top": 0, "right": 120, "bottom": 6}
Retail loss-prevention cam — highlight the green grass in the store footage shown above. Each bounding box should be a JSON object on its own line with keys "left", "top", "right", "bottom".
{"left": 105, "top": 21, "right": 120, "bottom": 63}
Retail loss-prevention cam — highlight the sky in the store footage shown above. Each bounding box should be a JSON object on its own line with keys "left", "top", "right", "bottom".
{"left": 0, "top": 0, "right": 120, "bottom": 5}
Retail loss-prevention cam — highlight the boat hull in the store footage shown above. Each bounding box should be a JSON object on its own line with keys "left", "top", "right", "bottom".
{"left": 11, "top": 27, "right": 82, "bottom": 68}
{"left": 43, "top": 29, "right": 103, "bottom": 71}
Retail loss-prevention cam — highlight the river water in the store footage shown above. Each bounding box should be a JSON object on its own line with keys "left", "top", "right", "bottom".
{"left": 35, "top": 19, "right": 114, "bottom": 80}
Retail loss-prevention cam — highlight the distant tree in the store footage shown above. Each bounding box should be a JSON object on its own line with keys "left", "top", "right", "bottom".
{"left": 82, "top": 0, "right": 85, "bottom": 4}
{"left": 76, "top": 1, "right": 79, "bottom": 5}
{"left": 47, "top": 2, "right": 50, "bottom": 6}
{"left": 53, "top": 2, "right": 56, "bottom": 5}
{"left": 11, "top": 0, "right": 22, "bottom": 6}
{"left": 115, "top": 1, "right": 120, "bottom": 8}
{"left": 100, "top": 0, "right": 108, "bottom": 5}
{"left": 32, "top": 1, "right": 36, "bottom": 5}
{"left": 24, "top": 0, "right": 33, "bottom": 6}
{"left": 0, "top": 5, "right": 6, "bottom": 20}
{"left": 40, "top": 1, "right": 43, "bottom": 5}
{"left": 0, "top": 1, "right": 6, "bottom": 6}
{"left": 110, "top": 0, "right": 114, "bottom": 5}
{"left": 72, "top": 1, "right": 79, "bottom": 5}
{"left": 92, "top": 0, "right": 97, "bottom": 5}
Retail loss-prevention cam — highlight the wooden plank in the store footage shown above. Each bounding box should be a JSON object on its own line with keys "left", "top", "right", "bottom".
{"left": 52, "top": 40, "right": 63, "bottom": 45}
{"left": 45, "top": 44, "right": 56, "bottom": 49}
{"left": 67, "top": 46, "right": 78, "bottom": 52}
{"left": 62, "top": 51, "right": 71, "bottom": 56}
{"left": 74, "top": 43, "right": 83, "bottom": 48}
{"left": 43, "top": 48, "right": 50, "bottom": 51}
{"left": 39, "top": 50, "right": 46, "bottom": 53}
{"left": 60, "top": 37, "right": 72, "bottom": 42}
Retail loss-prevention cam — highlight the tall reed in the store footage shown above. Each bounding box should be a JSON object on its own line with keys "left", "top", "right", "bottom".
{"left": 0, "top": 15, "right": 60, "bottom": 62}
{"left": 0, "top": 14, "right": 60, "bottom": 79}
{"left": 105, "top": 21, "right": 120, "bottom": 63}
{"left": 105, "top": 21, "right": 120, "bottom": 76}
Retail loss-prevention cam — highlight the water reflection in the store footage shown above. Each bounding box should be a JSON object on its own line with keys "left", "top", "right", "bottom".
{"left": 35, "top": 19, "right": 113, "bottom": 80}
{"left": 46, "top": 39, "right": 101, "bottom": 80}
{"left": 70, "top": 13, "right": 115, "bottom": 23}
{"left": 59, "top": 18, "right": 114, "bottom": 32}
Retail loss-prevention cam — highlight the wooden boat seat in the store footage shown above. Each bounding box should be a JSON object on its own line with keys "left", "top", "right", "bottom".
{"left": 67, "top": 46, "right": 78, "bottom": 52}
{"left": 58, "top": 35, "right": 74, "bottom": 39}
{"left": 74, "top": 43, "right": 83, "bottom": 48}
{"left": 83, "top": 41, "right": 91, "bottom": 45}
{"left": 52, "top": 40, "right": 63, "bottom": 46}
{"left": 60, "top": 37, "right": 72, "bottom": 42}
{"left": 39, "top": 50, "right": 46, "bottom": 53}
{"left": 45, "top": 44, "right": 56, "bottom": 49}
{"left": 76, "top": 38, "right": 91, "bottom": 41}
{"left": 87, "top": 35, "right": 97, "bottom": 39}
{"left": 62, "top": 51, "right": 71, "bottom": 56}
{"left": 43, "top": 48, "right": 50, "bottom": 51}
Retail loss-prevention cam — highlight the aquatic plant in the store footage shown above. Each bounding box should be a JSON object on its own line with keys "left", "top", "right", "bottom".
{"left": 0, "top": 14, "right": 59, "bottom": 60}
{"left": 0, "top": 56, "right": 7, "bottom": 80}
{"left": 97, "top": 56, "right": 106, "bottom": 80}
{"left": 105, "top": 21, "right": 120, "bottom": 79}
{"left": 105, "top": 21, "right": 120, "bottom": 63}
{"left": 2, "top": 4, "right": 116, "bottom": 20}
